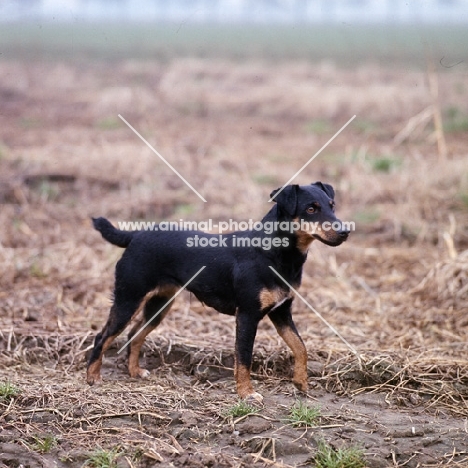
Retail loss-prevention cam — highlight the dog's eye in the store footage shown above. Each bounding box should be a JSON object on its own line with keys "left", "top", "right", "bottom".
{"left": 306, "top": 206, "right": 316, "bottom": 214}
{"left": 329, "top": 201, "right": 335, "bottom": 211}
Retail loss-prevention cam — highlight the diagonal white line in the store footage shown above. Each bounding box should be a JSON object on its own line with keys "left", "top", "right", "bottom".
{"left": 269, "top": 266, "right": 362, "bottom": 367}
{"left": 269, "top": 115, "right": 356, "bottom": 202}
{"left": 117, "top": 266, "right": 206, "bottom": 355}
{"left": 118, "top": 114, "right": 207, "bottom": 203}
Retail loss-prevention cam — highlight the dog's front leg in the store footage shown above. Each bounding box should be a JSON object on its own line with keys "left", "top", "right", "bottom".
{"left": 268, "top": 300, "right": 308, "bottom": 393}
{"left": 234, "top": 310, "right": 263, "bottom": 404}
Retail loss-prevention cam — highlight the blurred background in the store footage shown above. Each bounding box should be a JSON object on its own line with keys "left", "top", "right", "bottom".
{"left": 0, "top": 1, "right": 468, "bottom": 464}
{"left": 1, "top": 1, "right": 467, "bottom": 240}
{"left": 3, "top": 0, "right": 468, "bottom": 23}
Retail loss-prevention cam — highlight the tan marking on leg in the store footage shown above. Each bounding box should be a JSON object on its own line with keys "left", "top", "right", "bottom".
{"left": 87, "top": 360, "right": 103, "bottom": 386}
{"left": 129, "top": 285, "right": 179, "bottom": 325}
{"left": 86, "top": 334, "right": 118, "bottom": 385}
{"left": 274, "top": 326, "right": 308, "bottom": 392}
{"left": 88, "top": 286, "right": 179, "bottom": 386}
{"left": 234, "top": 361, "right": 254, "bottom": 398}
{"left": 128, "top": 325, "right": 155, "bottom": 379}
{"left": 259, "top": 289, "right": 280, "bottom": 310}
{"left": 156, "top": 285, "right": 180, "bottom": 296}
{"left": 127, "top": 292, "right": 177, "bottom": 379}
{"left": 234, "top": 360, "right": 262, "bottom": 403}
{"left": 259, "top": 288, "right": 292, "bottom": 310}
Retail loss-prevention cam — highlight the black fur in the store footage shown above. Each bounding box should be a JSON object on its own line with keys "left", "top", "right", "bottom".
{"left": 87, "top": 182, "right": 350, "bottom": 400}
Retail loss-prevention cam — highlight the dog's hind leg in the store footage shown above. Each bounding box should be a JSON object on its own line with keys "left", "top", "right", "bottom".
{"left": 87, "top": 298, "right": 140, "bottom": 385}
{"left": 127, "top": 287, "right": 178, "bottom": 379}
{"left": 268, "top": 299, "right": 308, "bottom": 393}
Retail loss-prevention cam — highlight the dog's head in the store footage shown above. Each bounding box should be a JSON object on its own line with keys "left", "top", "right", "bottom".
{"left": 270, "top": 182, "right": 350, "bottom": 247}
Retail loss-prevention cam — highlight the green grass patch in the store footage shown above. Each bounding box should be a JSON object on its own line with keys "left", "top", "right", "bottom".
{"left": 305, "top": 119, "right": 332, "bottom": 135}
{"left": 174, "top": 203, "right": 196, "bottom": 216}
{"left": 29, "top": 434, "right": 57, "bottom": 454}
{"left": 0, "top": 143, "right": 9, "bottom": 161}
{"left": 458, "top": 191, "right": 468, "bottom": 209}
{"left": 252, "top": 174, "right": 280, "bottom": 186}
{"left": 288, "top": 400, "right": 321, "bottom": 427}
{"left": 83, "top": 447, "right": 121, "bottom": 468}
{"left": 37, "top": 180, "right": 60, "bottom": 201}
{"left": 95, "top": 117, "right": 122, "bottom": 130}
{"left": 352, "top": 118, "right": 378, "bottom": 135}
{"left": 353, "top": 209, "right": 380, "bottom": 225}
{"left": 443, "top": 106, "right": 468, "bottom": 133}
{"left": 320, "top": 152, "right": 348, "bottom": 164}
{"left": 0, "top": 381, "right": 20, "bottom": 401}
{"left": 370, "top": 155, "right": 402, "bottom": 173}
{"left": 372, "top": 157, "right": 393, "bottom": 173}
{"left": 224, "top": 400, "right": 259, "bottom": 418}
{"left": 30, "top": 261, "right": 47, "bottom": 279}
{"left": 314, "top": 440, "right": 365, "bottom": 468}
{"left": 18, "top": 117, "right": 42, "bottom": 129}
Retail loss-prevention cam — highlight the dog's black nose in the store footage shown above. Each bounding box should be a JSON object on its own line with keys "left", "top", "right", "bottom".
{"left": 338, "top": 229, "right": 350, "bottom": 239}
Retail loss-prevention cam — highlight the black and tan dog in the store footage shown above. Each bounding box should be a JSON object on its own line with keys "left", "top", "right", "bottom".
{"left": 87, "top": 183, "right": 349, "bottom": 403}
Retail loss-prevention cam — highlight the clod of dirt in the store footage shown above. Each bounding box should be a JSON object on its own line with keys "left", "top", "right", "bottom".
{"left": 307, "top": 360, "right": 324, "bottom": 376}
{"left": 365, "top": 454, "right": 391, "bottom": 468}
{"left": 236, "top": 416, "right": 272, "bottom": 435}
{"left": 0, "top": 442, "right": 45, "bottom": 468}
{"left": 174, "top": 452, "right": 217, "bottom": 467}
{"left": 180, "top": 410, "right": 199, "bottom": 426}
{"left": 242, "top": 436, "right": 310, "bottom": 457}
{"left": 172, "top": 428, "right": 200, "bottom": 440}
{"left": 274, "top": 438, "right": 311, "bottom": 457}
{"left": 388, "top": 425, "right": 428, "bottom": 438}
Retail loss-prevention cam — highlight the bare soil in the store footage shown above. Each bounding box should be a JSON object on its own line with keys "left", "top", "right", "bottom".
{"left": 2, "top": 335, "right": 468, "bottom": 468}
{"left": 1, "top": 58, "right": 468, "bottom": 467}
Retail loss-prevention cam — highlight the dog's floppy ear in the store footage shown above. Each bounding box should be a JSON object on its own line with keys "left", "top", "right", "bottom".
{"left": 270, "top": 185, "right": 299, "bottom": 217}
{"left": 312, "top": 181, "right": 335, "bottom": 199}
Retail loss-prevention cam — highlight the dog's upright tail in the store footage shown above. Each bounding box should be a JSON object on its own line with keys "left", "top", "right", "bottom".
{"left": 92, "top": 217, "right": 134, "bottom": 248}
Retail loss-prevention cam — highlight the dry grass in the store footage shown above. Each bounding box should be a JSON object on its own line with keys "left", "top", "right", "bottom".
{"left": 0, "top": 57, "right": 467, "bottom": 466}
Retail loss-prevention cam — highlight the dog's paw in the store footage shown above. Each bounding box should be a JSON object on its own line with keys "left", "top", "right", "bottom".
{"left": 138, "top": 369, "right": 151, "bottom": 379}
{"left": 86, "top": 375, "right": 103, "bottom": 386}
{"left": 244, "top": 392, "right": 264, "bottom": 406}
{"left": 130, "top": 368, "right": 151, "bottom": 379}
{"left": 293, "top": 379, "right": 309, "bottom": 393}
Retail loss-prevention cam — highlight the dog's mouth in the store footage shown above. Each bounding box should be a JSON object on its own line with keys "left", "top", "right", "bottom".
{"left": 312, "top": 232, "right": 349, "bottom": 247}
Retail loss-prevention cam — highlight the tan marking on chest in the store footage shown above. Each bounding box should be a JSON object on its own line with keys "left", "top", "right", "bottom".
{"left": 295, "top": 230, "right": 315, "bottom": 253}
{"left": 292, "top": 217, "right": 316, "bottom": 253}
